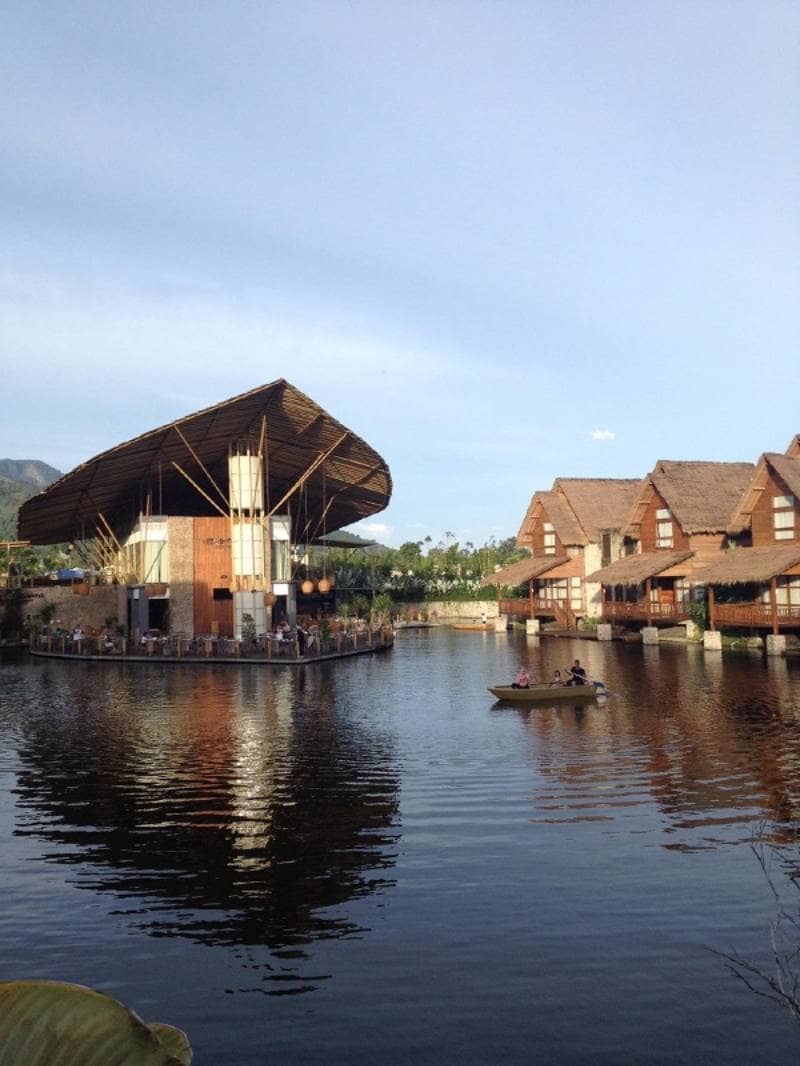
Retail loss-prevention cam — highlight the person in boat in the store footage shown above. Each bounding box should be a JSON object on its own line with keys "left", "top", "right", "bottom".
{"left": 480, "top": 610, "right": 487, "bottom": 625}
{"left": 566, "top": 659, "right": 587, "bottom": 686}
{"left": 549, "top": 669, "right": 564, "bottom": 687}
{"left": 511, "top": 666, "right": 531, "bottom": 689}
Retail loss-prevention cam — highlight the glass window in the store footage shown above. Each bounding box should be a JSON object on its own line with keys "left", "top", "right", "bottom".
{"left": 775, "top": 529, "right": 794, "bottom": 540}
{"left": 774, "top": 510, "right": 795, "bottom": 530}
{"left": 773, "top": 495, "right": 794, "bottom": 509}
{"left": 656, "top": 519, "right": 673, "bottom": 548}
{"left": 656, "top": 508, "right": 671, "bottom": 520}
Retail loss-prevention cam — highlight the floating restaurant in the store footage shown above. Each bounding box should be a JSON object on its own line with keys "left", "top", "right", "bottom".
{"left": 17, "top": 380, "right": 394, "bottom": 663}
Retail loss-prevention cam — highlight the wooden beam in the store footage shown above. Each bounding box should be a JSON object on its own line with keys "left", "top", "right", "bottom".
{"left": 267, "top": 431, "right": 349, "bottom": 518}
{"left": 172, "top": 423, "right": 229, "bottom": 511}
{"left": 171, "top": 462, "right": 229, "bottom": 518}
{"left": 708, "top": 584, "right": 715, "bottom": 631}
{"left": 770, "top": 576, "right": 778, "bottom": 635}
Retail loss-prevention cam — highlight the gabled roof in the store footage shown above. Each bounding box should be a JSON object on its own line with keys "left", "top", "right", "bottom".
{"left": 626, "top": 461, "right": 754, "bottom": 537}
{"left": 553, "top": 478, "right": 641, "bottom": 543}
{"left": 728, "top": 451, "right": 800, "bottom": 534}
{"left": 516, "top": 489, "right": 586, "bottom": 547}
{"left": 693, "top": 545, "right": 800, "bottom": 585}
{"left": 18, "top": 379, "right": 392, "bottom": 544}
{"left": 481, "top": 555, "right": 568, "bottom": 588}
{"left": 585, "top": 549, "right": 694, "bottom": 586}
{"left": 785, "top": 435, "right": 800, "bottom": 459}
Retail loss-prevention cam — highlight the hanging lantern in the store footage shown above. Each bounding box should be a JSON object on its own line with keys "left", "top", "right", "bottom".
{"left": 264, "top": 591, "right": 277, "bottom": 607}
{"left": 301, "top": 579, "right": 315, "bottom": 595}
{"left": 317, "top": 577, "right": 332, "bottom": 594}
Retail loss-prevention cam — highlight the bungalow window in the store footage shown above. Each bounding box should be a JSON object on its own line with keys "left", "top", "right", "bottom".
{"left": 543, "top": 522, "right": 556, "bottom": 554}
{"left": 773, "top": 495, "right": 796, "bottom": 541}
{"left": 655, "top": 508, "right": 673, "bottom": 548}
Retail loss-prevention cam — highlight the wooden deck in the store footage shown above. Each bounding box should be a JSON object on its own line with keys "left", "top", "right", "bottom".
{"left": 29, "top": 627, "right": 395, "bottom": 665}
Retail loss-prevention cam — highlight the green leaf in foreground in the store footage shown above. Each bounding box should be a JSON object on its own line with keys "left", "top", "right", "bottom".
{"left": 0, "top": 980, "right": 192, "bottom": 1065}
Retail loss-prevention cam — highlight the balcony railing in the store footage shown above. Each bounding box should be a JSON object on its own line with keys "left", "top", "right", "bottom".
{"left": 601, "top": 601, "right": 690, "bottom": 623}
{"left": 712, "top": 603, "right": 800, "bottom": 629}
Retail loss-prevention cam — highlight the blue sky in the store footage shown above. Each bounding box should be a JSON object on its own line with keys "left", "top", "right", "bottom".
{"left": 1, "top": 2, "right": 797, "bottom": 548}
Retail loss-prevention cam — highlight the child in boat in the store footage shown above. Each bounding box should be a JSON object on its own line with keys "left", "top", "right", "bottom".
{"left": 549, "top": 669, "right": 563, "bottom": 686}
{"left": 511, "top": 667, "right": 531, "bottom": 689}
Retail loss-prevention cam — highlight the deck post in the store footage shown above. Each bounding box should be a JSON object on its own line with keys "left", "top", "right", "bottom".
{"left": 645, "top": 579, "right": 652, "bottom": 623}
{"left": 770, "top": 577, "right": 778, "bottom": 635}
{"left": 708, "top": 584, "right": 715, "bottom": 632}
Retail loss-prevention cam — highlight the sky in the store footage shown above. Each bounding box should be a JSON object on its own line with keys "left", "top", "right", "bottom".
{"left": 1, "top": 2, "right": 798, "bottom": 549}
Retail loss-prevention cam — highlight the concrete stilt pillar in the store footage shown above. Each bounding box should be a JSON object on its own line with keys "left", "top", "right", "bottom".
{"left": 597, "top": 624, "right": 613, "bottom": 641}
{"left": 703, "top": 630, "right": 722, "bottom": 651}
{"left": 494, "top": 615, "right": 508, "bottom": 633}
{"left": 641, "top": 626, "right": 659, "bottom": 645}
{"left": 766, "top": 634, "right": 786, "bottom": 657}
{"left": 526, "top": 618, "right": 540, "bottom": 635}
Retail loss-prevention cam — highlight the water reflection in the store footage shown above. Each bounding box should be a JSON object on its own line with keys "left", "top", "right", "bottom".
{"left": 12, "top": 663, "right": 400, "bottom": 991}
{"left": 510, "top": 644, "right": 800, "bottom": 847}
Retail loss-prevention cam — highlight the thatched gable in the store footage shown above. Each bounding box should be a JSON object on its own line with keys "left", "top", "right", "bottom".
{"left": 554, "top": 478, "right": 640, "bottom": 542}
{"left": 585, "top": 550, "right": 694, "bottom": 586}
{"left": 692, "top": 546, "right": 800, "bottom": 585}
{"left": 627, "top": 461, "right": 754, "bottom": 537}
{"left": 517, "top": 490, "right": 585, "bottom": 548}
{"left": 727, "top": 452, "right": 800, "bottom": 534}
{"left": 481, "top": 555, "right": 568, "bottom": 588}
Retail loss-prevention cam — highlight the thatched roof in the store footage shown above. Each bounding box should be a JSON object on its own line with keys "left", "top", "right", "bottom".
{"left": 585, "top": 550, "right": 694, "bottom": 586}
{"left": 765, "top": 454, "right": 800, "bottom": 502}
{"left": 18, "top": 380, "right": 392, "bottom": 544}
{"left": 554, "top": 478, "right": 641, "bottom": 542}
{"left": 481, "top": 555, "right": 568, "bottom": 588}
{"left": 727, "top": 452, "right": 800, "bottom": 534}
{"left": 629, "top": 460, "right": 754, "bottom": 536}
{"left": 693, "top": 546, "right": 800, "bottom": 585}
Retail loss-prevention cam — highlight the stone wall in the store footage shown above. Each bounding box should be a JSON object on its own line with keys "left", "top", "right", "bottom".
{"left": 168, "top": 517, "right": 194, "bottom": 636}
{"left": 23, "top": 585, "right": 122, "bottom": 633}
{"left": 405, "top": 600, "right": 499, "bottom": 622}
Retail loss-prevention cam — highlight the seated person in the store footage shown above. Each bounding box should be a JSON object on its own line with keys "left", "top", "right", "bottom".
{"left": 511, "top": 667, "right": 531, "bottom": 689}
{"left": 566, "top": 659, "right": 587, "bottom": 686}
{"left": 549, "top": 669, "right": 563, "bottom": 687}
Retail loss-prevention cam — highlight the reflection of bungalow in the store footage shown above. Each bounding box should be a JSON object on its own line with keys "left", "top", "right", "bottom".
{"left": 696, "top": 440, "right": 800, "bottom": 634}
{"left": 484, "top": 478, "right": 639, "bottom": 628}
{"left": 585, "top": 461, "right": 753, "bottom": 627}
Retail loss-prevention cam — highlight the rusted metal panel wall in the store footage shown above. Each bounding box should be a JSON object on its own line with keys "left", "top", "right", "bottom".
{"left": 193, "top": 517, "right": 234, "bottom": 636}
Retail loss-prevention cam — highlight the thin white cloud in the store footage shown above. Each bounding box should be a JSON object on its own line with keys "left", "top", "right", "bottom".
{"left": 352, "top": 522, "right": 392, "bottom": 540}
{"left": 590, "top": 429, "right": 616, "bottom": 442}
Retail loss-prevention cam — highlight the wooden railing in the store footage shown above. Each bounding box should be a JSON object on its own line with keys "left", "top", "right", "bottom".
{"left": 499, "top": 599, "right": 531, "bottom": 618}
{"left": 602, "top": 601, "right": 690, "bottom": 623}
{"left": 31, "top": 626, "right": 395, "bottom": 661}
{"left": 713, "top": 603, "right": 800, "bottom": 629}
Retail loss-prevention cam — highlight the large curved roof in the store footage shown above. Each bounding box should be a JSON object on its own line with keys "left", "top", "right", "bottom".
{"left": 18, "top": 379, "right": 392, "bottom": 544}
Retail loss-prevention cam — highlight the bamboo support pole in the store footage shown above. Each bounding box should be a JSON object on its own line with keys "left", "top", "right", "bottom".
{"left": 171, "top": 462, "right": 229, "bottom": 518}
{"left": 172, "top": 423, "right": 230, "bottom": 511}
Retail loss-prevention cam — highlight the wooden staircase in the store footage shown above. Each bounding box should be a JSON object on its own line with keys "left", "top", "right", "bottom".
{"left": 552, "top": 603, "right": 577, "bottom": 630}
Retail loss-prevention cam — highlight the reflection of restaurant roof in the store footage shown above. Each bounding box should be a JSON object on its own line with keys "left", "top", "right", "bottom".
{"left": 481, "top": 555, "right": 568, "bottom": 587}
{"left": 693, "top": 546, "right": 800, "bottom": 585}
{"left": 18, "top": 380, "right": 392, "bottom": 544}
{"left": 585, "top": 550, "right": 694, "bottom": 586}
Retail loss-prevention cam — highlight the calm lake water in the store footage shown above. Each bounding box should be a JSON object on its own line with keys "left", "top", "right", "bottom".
{"left": 2, "top": 630, "right": 800, "bottom": 1064}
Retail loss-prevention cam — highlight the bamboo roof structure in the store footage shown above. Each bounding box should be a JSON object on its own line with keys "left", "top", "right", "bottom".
{"left": 18, "top": 380, "right": 392, "bottom": 545}
{"left": 692, "top": 546, "right": 800, "bottom": 586}
{"left": 585, "top": 549, "right": 694, "bottom": 586}
{"left": 481, "top": 555, "right": 568, "bottom": 588}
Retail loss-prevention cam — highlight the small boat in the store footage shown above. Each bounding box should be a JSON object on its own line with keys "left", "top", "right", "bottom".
{"left": 489, "top": 683, "right": 604, "bottom": 703}
{"left": 453, "top": 622, "right": 495, "bottom": 631}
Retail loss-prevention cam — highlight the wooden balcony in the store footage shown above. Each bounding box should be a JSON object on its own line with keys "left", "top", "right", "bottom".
{"left": 712, "top": 603, "right": 800, "bottom": 629}
{"left": 601, "top": 600, "right": 690, "bottom": 623}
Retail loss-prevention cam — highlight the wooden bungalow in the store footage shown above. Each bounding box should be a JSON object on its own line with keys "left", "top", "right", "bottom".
{"left": 695, "top": 442, "right": 800, "bottom": 634}
{"left": 484, "top": 478, "right": 639, "bottom": 628}
{"left": 585, "top": 460, "right": 754, "bottom": 626}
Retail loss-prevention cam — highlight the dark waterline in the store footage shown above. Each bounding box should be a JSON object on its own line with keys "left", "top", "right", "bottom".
{"left": 2, "top": 632, "right": 800, "bottom": 1064}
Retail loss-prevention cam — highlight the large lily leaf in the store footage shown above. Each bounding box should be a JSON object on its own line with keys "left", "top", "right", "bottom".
{"left": 0, "top": 980, "right": 192, "bottom": 1065}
